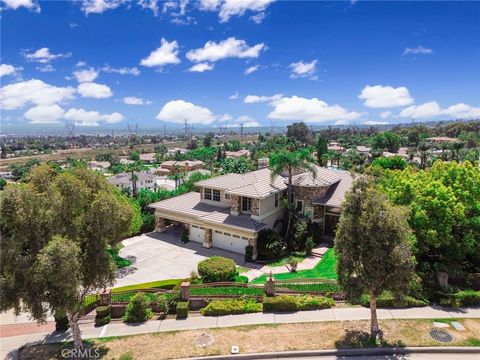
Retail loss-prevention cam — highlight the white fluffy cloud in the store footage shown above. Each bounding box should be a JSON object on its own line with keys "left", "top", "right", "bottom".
{"left": 64, "top": 108, "right": 124, "bottom": 126}
{"left": 399, "top": 101, "right": 480, "bottom": 119}
{"left": 199, "top": 0, "right": 274, "bottom": 23}
{"left": 267, "top": 96, "right": 361, "bottom": 123}
{"left": 403, "top": 46, "right": 433, "bottom": 56}
{"left": 186, "top": 37, "right": 266, "bottom": 63}
{"left": 232, "top": 115, "right": 260, "bottom": 127}
{"left": 80, "top": 0, "right": 123, "bottom": 15}
{"left": 229, "top": 92, "right": 239, "bottom": 100}
{"left": 244, "top": 65, "right": 259, "bottom": 75}
{"left": 123, "top": 96, "right": 151, "bottom": 105}
{"left": 37, "top": 64, "right": 55, "bottom": 72}
{"left": 102, "top": 65, "right": 140, "bottom": 76}
{"left": 244, "top": 94, "right": 282, "bottom": 103}
{"left": 24, "top": 105, "right": 65, "bottom": 123}
{"left": 187, "top": 62, "right": 215, "bottom": 72}
{"left": 156, "top": 100, "right": 216, "bottom": 125}
{"left": 2, "top": 0, "right": 40, "bottom": 12}
{"left": 0, "top": 79, "right": 75, "bottom": 110}
{"left": 249, "top": 12, "right": 266, "bottom": 24}
{"left": 73, "top": 68, "right": 99, "bottom": 83}
{"left": 140, "top": 38, "right": 181, "bottom": 67}
{"left": 0, "top": 64, "right": 21, "bottom": 78}
{"left": 23, "top": 47, "right": 71, "bottom": 63}
{"left": 77, "top": 82, "right": 112, "bottom": 98}
{"left": 364, "top": 120, "right": 389, "bottom": 125}
{"left": 380, "top": 111, "right": 392, "bottom": 119}
{"left": 359, "top": 85, "right": 414, "bottom": 108}
{"left": 289, "top": 60, "right": 317, "bottom": 80}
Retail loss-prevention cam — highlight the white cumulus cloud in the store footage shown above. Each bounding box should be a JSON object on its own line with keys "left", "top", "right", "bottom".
{"left": 229, "top": 92, "right": 239, "bottom": 100}
{"left": 359, "top": 85, "right": 414, "bottom": 108}
{"left": 140, "top": 38, "right": 181, "bottom": 68}
{"left": 77, "top": 82, "right": 112, "bottom": 98}
{"left": 186, "top": 37, "right": 266, "bottom": 63}
{"left": 267, "top": 96, "right": 362, "bottom": 123}
{"left": 0, "top": 64, "right": 22, "bottom": 78}
{"left": 399, "top": 101, "right": 480, "bottom": 119}
{"left": 102, "top": 65, "right": 140, "bottom": 76}
{"left": 23, "top": 47, "right": 71, "bottom": 63}
{"left": 64, "top": 107, "right": 124, "bottom": 126}
{"left": 2, "top": 0, "right": 40, "bottom": 12}
{"left": 24, "top": 104, "right": 65, "bottom": 124}
{"left": 244, "top": 65, "right": 259, "bottom": 75}
{"left": 80, "top": 0, "right": 123, "bottom": 15}
{"left": 156, "top": 100, "right": 216, "bottom": 125}
{"left": 0, "top": 79, "right": 75, "bottom": 110}
{"left": 289, "top": 60, "right": 317, "bottom": 80}
{"left": 244, "top": 94, "right": 283, "bottom": 104}
{"left": 187, "top": 62, "right": 215, "bottom": 72}
{"left": 198, "top": 0, "right": 274, "bottom": 23}
{"left": 123, "top": 96, "right": 151, "bottom": 105}
{"left": 73, "top": 67, "right": 99, "bottom": 83}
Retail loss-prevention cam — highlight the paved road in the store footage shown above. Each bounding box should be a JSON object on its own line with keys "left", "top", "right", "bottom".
{"left": 264, "top": 355, "right": 479, "bottom": 360}
{"left": 2, "top": 306, "right": 479, "bottom": 359}
{"left": 116, "top": 227, "right": 252, "bottom": 287}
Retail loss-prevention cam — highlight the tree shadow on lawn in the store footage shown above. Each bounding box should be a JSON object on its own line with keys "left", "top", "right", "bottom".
{"left": 116, "top": 263, "right": 138, "bottom": 279}
{"left": 335, "top": 330, "right": 405, "bottom": 350}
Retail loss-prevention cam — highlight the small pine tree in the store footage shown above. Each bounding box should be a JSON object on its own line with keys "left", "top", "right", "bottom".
{"left": 123, "top": 292, "right": 153, "bottom": 323}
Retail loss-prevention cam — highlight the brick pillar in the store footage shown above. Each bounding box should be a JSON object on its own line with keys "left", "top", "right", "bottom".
{"left": 99, "top": 288, "right": 112, "bottom": 306}
{"left": 249, "top": 237, "right": 258, "bottom": 260}
{"left": 155, "top": 216, "right": 166, "bottom": 232}
{"left": 251, "top": 198, "right": 260, "bottom": 216}
{"left": 265, "top": 273, "right": 275, "bottom": 297}
{"left": 231, "top": 195, "right": 241, "bottom": 215}
{"left": 181, "top": 282, "right": 190, "bottom": 301}
{"left": 203, "top": 228, "right": 213, "bottom": 248}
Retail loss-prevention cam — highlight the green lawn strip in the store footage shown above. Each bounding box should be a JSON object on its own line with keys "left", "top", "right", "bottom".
{"left": 266, "top": 252, "right": 306, "bottom": 267}
{"left": 112, "top": 279, "right": 182, "bottom": 293}
{"left": 251, "top": 248, "right": 338, "bottom": 284}
{"left": 108, "top": 247, "right": 132, "bottom": 269}
{"left": 236, "top": 266, "right": 250, "bottom": 274}
{"left": 190, "top": 286, "right": 264, "bottom": 296}
{"left": 112, "top": 292, "right": 158, "bottom": 303}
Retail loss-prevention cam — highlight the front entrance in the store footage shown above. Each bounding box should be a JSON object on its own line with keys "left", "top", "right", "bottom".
{"left": 324, "top": 214, "right": 340, "bottom": 237}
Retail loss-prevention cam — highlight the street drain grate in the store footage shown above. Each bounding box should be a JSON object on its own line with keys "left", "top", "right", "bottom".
{"left": 429, "top": 328, "right": 453, "bottom": 343}
{"left": 195, "top": 332, "right": 215, "bottom": 348}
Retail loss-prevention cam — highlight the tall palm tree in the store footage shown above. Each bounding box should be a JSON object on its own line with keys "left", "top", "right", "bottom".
{"left": 269, "top": 148, "right": 316, "bottom": 248}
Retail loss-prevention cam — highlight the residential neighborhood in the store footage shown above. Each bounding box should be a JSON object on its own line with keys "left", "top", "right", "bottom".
{"left": 1, "top": 1, "right": 479, "bottom": 360}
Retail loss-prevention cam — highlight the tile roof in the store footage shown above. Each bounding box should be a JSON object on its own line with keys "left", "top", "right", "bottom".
{"left": 291, "top": 165, "right": 342, "bottom": 187}
{"left": 108, "top": 172, "right": 158, "bottom": 186}
{"left": 312, "top": 170, "right": 353, "bottom": 207}
{"left": 202, "top": 208, "right": 267, "bottom": 232}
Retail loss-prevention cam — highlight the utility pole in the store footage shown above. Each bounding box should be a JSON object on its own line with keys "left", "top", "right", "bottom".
{"left": 240, "top": 123, "right": 244, "bottom": 143}
{"left": 163, "top": 123, "right": 166, "bottom": 138}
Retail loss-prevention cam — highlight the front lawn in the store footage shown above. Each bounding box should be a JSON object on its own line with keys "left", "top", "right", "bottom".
{"left": 112, "top": 279, "right": 182, "bottom": 293}
{"left": 252, "top": 248, "right": 338, "bottom": 284}
{"left": 190, "top": 286, "right": 264, "bottom": 297}
{"left": 266, "top": 252, "right": 306, "bottom": 267}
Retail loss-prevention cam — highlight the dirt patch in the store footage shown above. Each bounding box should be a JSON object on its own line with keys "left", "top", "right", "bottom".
{"left": 18, "top": 319, "right": 480, "bottom": 360}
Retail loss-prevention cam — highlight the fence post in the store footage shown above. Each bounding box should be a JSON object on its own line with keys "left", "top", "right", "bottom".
{"left": 264, "top": 272, "right": 275, "bottom": 297}
{"left": 99, "top": 288, "right": 112, "bottom": 306}
{"left": 181, "top": 281, "right": 190, "bottom": 301}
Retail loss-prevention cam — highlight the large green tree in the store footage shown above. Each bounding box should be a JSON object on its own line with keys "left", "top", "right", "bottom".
{"left": 0, "top": 165, "right": 139, "bottom": 350}
{"left": 315, "top": 136, "right": 328, "bottom": 166}
{"left": 335, "top": 177, "right": 414, "bottom": 337}
{"left": 269, "top": 148, "right": 316, "bottom": 247}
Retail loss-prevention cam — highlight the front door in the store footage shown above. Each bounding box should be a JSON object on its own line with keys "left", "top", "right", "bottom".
{"left": 324, "top": 214, "right": 339, "bottom": 236}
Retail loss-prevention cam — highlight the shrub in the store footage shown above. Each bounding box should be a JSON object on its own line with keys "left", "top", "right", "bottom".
{"left": 155, "top": 294, "right": 168, "bottom": 314}
{"left": 54, "top": 312, "right": 69, "bottom": 332}
{"left": 304, "top": 237, "right": 314, "bottom": 256}
{"left": 165, "top": 291, "right": 181, "bottom": 314}
{"left": 181, "top": 229, "right": 189, "bottom": 243}
{"left": 291, "top": 218, "right": 309, "bottom": 250}
{"left": 198, "top": 256, "right": 236, "bottom": 282}
{"left": 233, "top": 275, "right": 249, "bottom": 283}
{"left": 123, "top": 292, "right": 153, "bottom": 323}
{"left": 244, "top": 245, "right": 254, "bottom": 262}
{"left": 257, "top": 229, "right": 284, "bottom": 259}
{"left": 263, "top": 295, "right": 334, "bottom": 312}
{"left": 200, "top": 299, "right": 262, "bottom": 316}
{"left": 359, "top": 292, "right": 429, "bottom": 308}
{"left": 288, "top": 257, "right": 298, "bottom": 272}
{"left": 176, "top": 301, "right": 189, "bottom": 319}
{"left": 95, "top": 315, "right": 111, "bottom": 327}
{"left": 455, "top": 290, "right": 480, "bottom": 306}
{"left": 95, "top": 305, "right": 111, "bottom": 327}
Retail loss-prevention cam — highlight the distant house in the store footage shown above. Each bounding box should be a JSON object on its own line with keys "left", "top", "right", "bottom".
{"left": 89, "top": 161, "right": 111, "bottom": 171}
{"left": 139, "top": 153, "right": 156, "bottom": 163}
{"left": 328, "top": 142, "right": 344, "bottom": 152}
{"left": 108, "top": 172, "right": 158, "bottom": 191}
{"left": 119, "top": 158, "right": 134, "bottom": 165}
{"left": 225, "top": 149, "right": 250, "bottom": 158}
{"left": 166, "top": 148, "right": 188, "bottom": 157}
{"left": 426, "top": 136, "right": 459, "bottom": 144}
{"left": 158, "top": 160, "right": 205, "bottom": 174}
{"left": 356, "top": 145, "right": 371, "bottom": 154}
{"left": 149, "top": 166, "right": 352, "bottom": 256}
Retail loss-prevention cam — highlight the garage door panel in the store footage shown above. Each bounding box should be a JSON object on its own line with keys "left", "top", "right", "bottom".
{"left": 213, "top": 231, "right": 248, "bottom": 254}
{"left": 189, "top": 225, "right": 205, "bottom": 243}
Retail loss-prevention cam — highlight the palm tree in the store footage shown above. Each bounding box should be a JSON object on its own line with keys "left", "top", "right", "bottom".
{"left": 269, "top": 148, "right": 316, "bottom": 248}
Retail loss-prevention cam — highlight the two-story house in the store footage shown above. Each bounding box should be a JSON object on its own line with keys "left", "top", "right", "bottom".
{"left": 149, "top": 168, "right": 286, "bottom": 257}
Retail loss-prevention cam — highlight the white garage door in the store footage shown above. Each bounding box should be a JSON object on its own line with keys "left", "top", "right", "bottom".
{"left": 213, "top": 231, "right": 249, "bottom": 254}
{"left": 189, "top": 225, "right": 205, "bottom": 243}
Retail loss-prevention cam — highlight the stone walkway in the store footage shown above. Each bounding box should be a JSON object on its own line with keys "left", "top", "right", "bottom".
{"left": 243, "top": 244, "right": 330, "bottom": 281}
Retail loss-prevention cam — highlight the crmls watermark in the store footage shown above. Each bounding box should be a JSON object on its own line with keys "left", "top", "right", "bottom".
{"left": 61, "top": 348, "right": 100, "bottom": 359}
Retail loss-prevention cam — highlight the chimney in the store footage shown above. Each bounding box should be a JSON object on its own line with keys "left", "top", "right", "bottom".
{"left": 258, "top": 157, "right": 269, "bottom": 169}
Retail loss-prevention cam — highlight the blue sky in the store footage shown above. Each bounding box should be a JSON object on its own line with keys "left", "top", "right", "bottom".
{"left": 1, "top": 0, "right": 479, "bottom": 131}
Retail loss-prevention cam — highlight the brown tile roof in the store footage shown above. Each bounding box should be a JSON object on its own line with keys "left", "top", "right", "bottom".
{"left": 291, "top": 165, "right": 342, "bottom": 187}
{"left": 312, "top": 170, "right": 353, "bottom": 207}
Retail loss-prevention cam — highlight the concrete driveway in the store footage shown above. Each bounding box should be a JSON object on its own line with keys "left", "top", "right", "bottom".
{"left": 115, "top": 226, "right": 252, "bottom": 288}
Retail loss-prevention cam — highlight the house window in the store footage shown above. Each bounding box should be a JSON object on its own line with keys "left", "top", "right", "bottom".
{"left": 242, "top": 197, "right": 252, "bottom": 212}
{"left": 225, "top": 193, "right": 231, "bottom": 200}
{"left": 296, "top": 200, "right": 304, "bottom": 213}
{"left": 274, "top": 193, "right": 280, "bottom": 207}
{"left": 204, "top": 188, "right": 212, "bottom": 200}
{"left": 213, "top": 189, "right": 221, "bottom": 201}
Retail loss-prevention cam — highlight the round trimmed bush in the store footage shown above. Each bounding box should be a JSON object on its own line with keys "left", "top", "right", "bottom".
{"left": 198, "top": 256, "right": 236, "bottom": 282}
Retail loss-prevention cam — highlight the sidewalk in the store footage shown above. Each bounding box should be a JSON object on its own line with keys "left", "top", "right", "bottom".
{"left": 2, "top": 306, "right": 479, "bottom": 359}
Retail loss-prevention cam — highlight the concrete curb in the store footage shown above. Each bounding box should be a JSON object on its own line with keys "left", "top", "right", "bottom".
{"left": 181, "top": 347, "right": 480, "bottom": 360}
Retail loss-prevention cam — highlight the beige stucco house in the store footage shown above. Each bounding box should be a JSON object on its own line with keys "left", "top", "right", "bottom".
{"left": 149, "top": 166, "right": 352, "bottom": 257}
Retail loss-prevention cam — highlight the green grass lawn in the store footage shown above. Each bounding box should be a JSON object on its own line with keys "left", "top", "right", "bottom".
{"left": 190, "top": 286, "right": 264, "bottom": 296}
{"left": 112, "top": 279, "right": 182, "bottom": 293}
{"left": 266, "top": 252, "right": 306, "bottom": 267}
{"left": 251, "top": 248, "right": 338, "bottom": 284}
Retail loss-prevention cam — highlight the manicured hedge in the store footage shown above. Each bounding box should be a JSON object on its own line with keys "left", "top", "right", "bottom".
{"left": 95, "top": 305, "right": 111, "bottom": 327}
{"left": 176, "top": 301, "right": 189, "bottom": 319}
{"left": 263, "top": 295, "right": 334, "bottom": 312}
{"left": 198, "top": 256, "right": 236, "bottom": 282}
{"left": 190, "top": 286, "right": 263, "bottom": 296}
{"left": 440, "top": 290, "right": 480, "bottom": 307}
{"left": 359, "top": 292, "right": 429, "bottom": 308}
{"left": 123, "top": 293, "right": 153, "bottom": 323}
{"left": 200, "top": 299, "right": 262, "bottom": 316}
